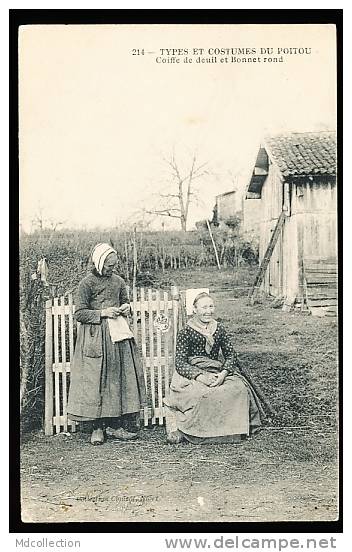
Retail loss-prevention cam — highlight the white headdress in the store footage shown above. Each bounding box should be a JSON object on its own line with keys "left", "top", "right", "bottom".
{"left": 91, "top": 243, "right": 117, "bottom": 275}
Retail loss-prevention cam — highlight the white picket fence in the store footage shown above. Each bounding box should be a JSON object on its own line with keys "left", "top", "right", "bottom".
{"left": 44, "top": 286, "right": 182, "bottom": 435}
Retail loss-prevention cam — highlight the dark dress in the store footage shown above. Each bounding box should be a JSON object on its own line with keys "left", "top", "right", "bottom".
{"left": 67, "top": 271, "right": 146, "bottom": 422}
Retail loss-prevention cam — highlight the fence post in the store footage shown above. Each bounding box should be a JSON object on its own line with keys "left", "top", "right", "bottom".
{"left": 170, "top": 285, "right": 180, "bottom": 356}
{"left": 44, "top": 299, "right": 54, "bottom": 436}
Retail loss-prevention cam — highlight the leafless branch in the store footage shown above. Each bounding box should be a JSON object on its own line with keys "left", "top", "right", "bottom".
{"left": 145, "top": 209, "right": 181, "bottom": 219}
{"left": 149, "top": 208, "right": 181, "bottom": 213}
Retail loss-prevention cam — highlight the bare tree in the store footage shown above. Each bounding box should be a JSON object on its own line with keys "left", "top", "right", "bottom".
{"left": 31, "top": 205, "right": 45, "bottom": 232}
{"left": 146, "top": 150, "right": 209, "bottom": 231}
{"left": 31, "top": 204, "right": 66, "bottom": 237}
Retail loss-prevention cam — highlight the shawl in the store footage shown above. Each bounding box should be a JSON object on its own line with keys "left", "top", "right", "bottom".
{"left": 91, "top": 243, "right": 117, "bottom": 275}
{"left": 187, "top": 317, "right": 218, "bottom": 354}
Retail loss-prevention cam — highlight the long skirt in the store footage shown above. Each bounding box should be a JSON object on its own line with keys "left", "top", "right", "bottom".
{"left": 164, "top": 371, "right": 261, "bottom": 443}
{"left": 67, "top": 320, "right": 147, "bottom": 422}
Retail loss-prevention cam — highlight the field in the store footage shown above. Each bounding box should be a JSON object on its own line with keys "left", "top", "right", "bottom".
{"left": 20, "top": 267, "right": 339, "bottom": 523}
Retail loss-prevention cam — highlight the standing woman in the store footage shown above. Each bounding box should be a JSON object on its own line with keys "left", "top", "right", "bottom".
{"left": 67, "top": 243, "right": 146, "bottom": 445}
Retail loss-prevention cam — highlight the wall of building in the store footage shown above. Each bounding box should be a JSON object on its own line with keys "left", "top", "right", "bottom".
{"left": 258, "top": 161, "right": 285, "bottom": 297}
{"left": 259, "top": 172, "right": 337, "bottom": 301}
{"left": 282, "top": 213, "right": 299, "bottom": 301}
{"left": 243, "top": 199, "right": 261, "bottom": 236}
{"left": 216, "top": 192, "right": 239, "bottom": 221}
{"left": 291, "top": 178, "right": 337, "bottom": 262}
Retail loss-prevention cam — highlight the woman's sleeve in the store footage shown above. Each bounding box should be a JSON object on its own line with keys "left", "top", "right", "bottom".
{"left": 175, "top": 329, "right": 204, "bottom": 380}
{"left": 119, "top": 279, "right": 132, "bottom": 316}
{"left": 119, "top": 279, "right": 130, "bottom": 305}
{"left": 219, "top": 325, "right": 240, "bottom": 375}
{"left": 74, "top": 279, "right": 102, "bottom": 324}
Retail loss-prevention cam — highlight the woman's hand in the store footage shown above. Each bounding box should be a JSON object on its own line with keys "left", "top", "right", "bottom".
{"left": 196, "top": 373, "right": 218, "bottom": 387}
{"left": 119, "top": 303, "right": 131, "bottom": 316}
{"left": 209, "top": 370, "right": 228, "bottom": 387}
{"left": 101, "top": 307, "right": 121, "bottom": 319}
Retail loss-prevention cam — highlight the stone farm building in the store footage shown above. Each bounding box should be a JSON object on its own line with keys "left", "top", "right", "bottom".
{"left": 212, "top": 190, "right": 241, "bottom": 227}
{"left": 245, "top": 131, "right": 337, "bottom": 315}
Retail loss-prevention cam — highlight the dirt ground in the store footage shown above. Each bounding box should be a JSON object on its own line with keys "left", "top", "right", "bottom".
{"left": 20, "top": 267, "right": 339, "bottom": 523}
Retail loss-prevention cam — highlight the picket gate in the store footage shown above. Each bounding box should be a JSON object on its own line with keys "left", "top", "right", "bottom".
{"left": 44, "top": 286, "right": 182, "bottom": 435}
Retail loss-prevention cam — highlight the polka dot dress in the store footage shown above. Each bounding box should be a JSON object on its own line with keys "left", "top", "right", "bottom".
{"left": 175, "top": 324, "right": 239, "bottom": 379}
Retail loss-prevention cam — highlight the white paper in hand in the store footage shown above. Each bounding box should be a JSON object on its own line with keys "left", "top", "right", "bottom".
{"left": 108, "top": 316, "right": 134, "bottom": 342}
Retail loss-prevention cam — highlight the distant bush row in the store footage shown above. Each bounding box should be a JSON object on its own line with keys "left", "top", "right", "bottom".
{"left": 20, "top": 226, "right": 259, "bottom": 297}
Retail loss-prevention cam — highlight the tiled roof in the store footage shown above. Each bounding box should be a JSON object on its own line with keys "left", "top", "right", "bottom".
{"left": 264, "top": 131, "right": 336, "bottom": 177}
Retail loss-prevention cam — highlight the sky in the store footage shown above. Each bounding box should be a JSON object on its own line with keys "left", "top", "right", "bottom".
{"left": 19, "top": 24, "right": 336, "bottom": 232}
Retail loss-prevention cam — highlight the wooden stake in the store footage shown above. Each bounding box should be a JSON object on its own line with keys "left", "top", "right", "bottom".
{"left": 53, "top": 298, "right": 60, "bottom": 434}
{"left": 156, "top": 290, "right": 163, "bottom": 425}
{"left": 171, "top": 285, "right": 180, "bottom": 354}
{"left": 206, "top": 220, "right": 221, "bottom": 270}
{"left": 139, "top": 287, "right": 149, "bottom": 427}
{"left": 44, "top": 299, "right": 54, "bottom": 436}
{"left": 60, "top": 296, "right": 68, "bottom": 432}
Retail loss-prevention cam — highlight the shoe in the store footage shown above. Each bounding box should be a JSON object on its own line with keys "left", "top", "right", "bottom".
{"left": 105, "top": 427, "right": 138, "bottom": 441}
{"left": 90, "top": 428, "right": 104, "bottom": 445}
{"left": 166, "top": 429, "right": 184, "bottom": 444}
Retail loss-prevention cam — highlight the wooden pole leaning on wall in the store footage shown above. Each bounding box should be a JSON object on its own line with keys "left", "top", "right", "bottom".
{"left": 44, "top": 299, "right": 54, "bottom": 436}
{"left": 206, "top": 219, "right": 221, "bottom": 270}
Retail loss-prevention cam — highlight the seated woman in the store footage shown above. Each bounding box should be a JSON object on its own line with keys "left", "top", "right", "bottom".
{"left": 164, "top": 292, "right": 263, "bottom": 444}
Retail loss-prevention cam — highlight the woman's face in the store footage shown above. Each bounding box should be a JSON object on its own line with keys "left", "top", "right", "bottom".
{"left": 193, "top": 296, "right": 215, "bottom": 324}
{"left": 102, "top": 253, "right": 117, "bottom": 276}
